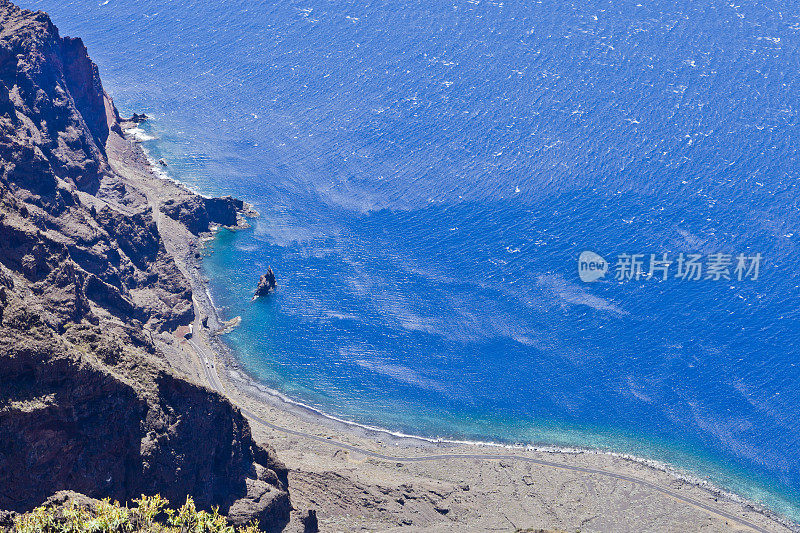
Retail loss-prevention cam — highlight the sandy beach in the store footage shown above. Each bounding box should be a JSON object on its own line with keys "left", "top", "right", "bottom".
{"left": 105, "top": 118, "right": 795, "bottom": 533}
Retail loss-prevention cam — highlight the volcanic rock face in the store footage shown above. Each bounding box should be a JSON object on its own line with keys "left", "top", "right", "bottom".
{"left": 161, "top": 195, "right": 244, "bottom": 235}
{"left": 0, "top": 1, "right": 290, "bottom": 529}
{"left": 0, "top": 3, "right": 109, "bottom": 195}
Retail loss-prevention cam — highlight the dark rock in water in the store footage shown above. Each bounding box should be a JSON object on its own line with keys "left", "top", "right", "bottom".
{"left": 158, "top": 158, "right": 167, "bottom": 167}
{"left": 161, "top": 195, "right": 244, "bottom": 235}
{"left": 130, "top": 112, "right": 148, "bottom": 123}
{"left": 254, "top": 267, "right": 277, "bottom": 298}
{"left": 204, "top": 195, "right": 245, "bottom": 226}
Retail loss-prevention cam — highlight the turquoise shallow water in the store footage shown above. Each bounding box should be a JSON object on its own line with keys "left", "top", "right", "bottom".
{"left": 21, "top": 0, "right": 800, "bottom": 521}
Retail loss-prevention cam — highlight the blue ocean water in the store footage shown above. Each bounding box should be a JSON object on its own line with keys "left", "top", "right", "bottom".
{"left": 23, "top": 0, "right": 800, "bottom": 520}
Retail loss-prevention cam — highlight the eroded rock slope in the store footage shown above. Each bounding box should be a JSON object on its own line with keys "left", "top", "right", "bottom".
{"left": 0, "top": 2, "right": 290, "bottom": 530}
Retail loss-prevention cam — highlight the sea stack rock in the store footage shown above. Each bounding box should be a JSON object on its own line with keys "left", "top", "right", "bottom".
{"left": 254, "top": 267, "right": 277, "bottom": 298}
{"left": 130, "top": 112, "right": 148, "bottom": 123}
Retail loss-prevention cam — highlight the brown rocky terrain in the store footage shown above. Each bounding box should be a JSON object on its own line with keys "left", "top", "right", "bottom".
{"left": 0, "top": 1, "right": 291, "bottom": 530}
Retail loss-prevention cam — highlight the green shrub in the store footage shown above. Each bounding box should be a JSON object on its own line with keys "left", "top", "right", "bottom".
{"left": 7, "top": 495, "right": 263, "bottom": 533}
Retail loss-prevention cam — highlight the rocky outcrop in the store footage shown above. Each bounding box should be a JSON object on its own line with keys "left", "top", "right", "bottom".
{"left": 0, "top": 1, "right": 109, "bottom": 194}
{"left": 0, "top": 2, "right": 290, "bottom": 530}
{"left": 254, "top": 268, "right": 277, "bottom": 298}
{"left": 0, "top": 324, "right": 290, "bottom": 527}
{"left": 161, "top": 195, "right": 245, "bottom": 235}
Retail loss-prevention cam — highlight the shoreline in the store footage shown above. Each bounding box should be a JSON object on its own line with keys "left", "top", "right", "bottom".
{"left": 115, "top": 120, "right": 797, "bottom": 532}
{"left": 206, "top": 320, "right": 798, "bottom": 529}
{"left": 197, "top": 304, "right": 799, "bottom": 532}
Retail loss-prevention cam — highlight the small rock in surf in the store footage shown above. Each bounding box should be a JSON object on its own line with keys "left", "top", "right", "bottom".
{"left": 253, "top": 267, "right": 277, "bottom": 299}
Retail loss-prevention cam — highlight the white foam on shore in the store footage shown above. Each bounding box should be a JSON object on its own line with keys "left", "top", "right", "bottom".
{"left": 133, "top": 134, "right": 188, "bottom": 188}
{"left": 121, "top": 124, "right": 192, "bottom": 189}
{"left": 123, "top": 126, "right": 156, "bottom": 142}
{"left": 146, "top": 155, "right": 174, "bottom": 182}
{"left": 138, "top": 144, "right": 243, "bottom": 206}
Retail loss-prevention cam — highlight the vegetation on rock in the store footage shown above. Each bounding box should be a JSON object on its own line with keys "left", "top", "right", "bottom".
{"left": 7, "top": 495, "right": 266, "bottom": 533}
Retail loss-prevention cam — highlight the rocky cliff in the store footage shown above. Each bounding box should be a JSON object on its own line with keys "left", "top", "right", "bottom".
{"left": 0, "top": 1, "right": 290, "bottom": 530}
